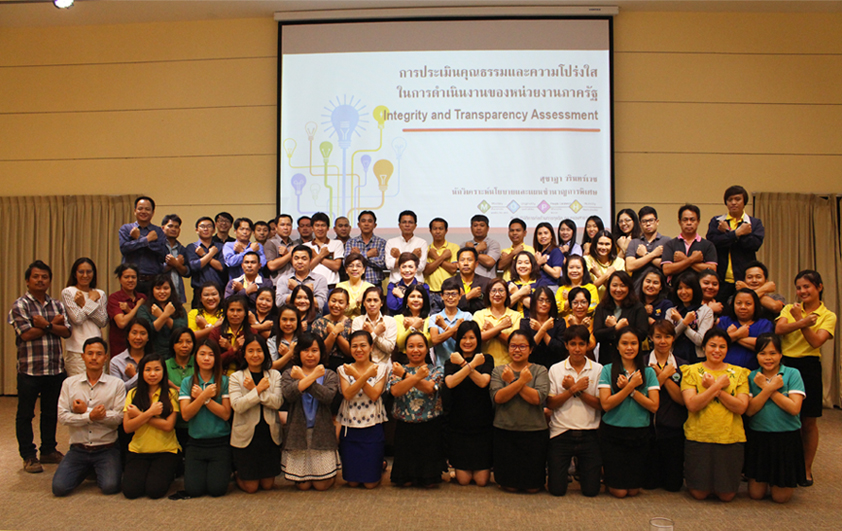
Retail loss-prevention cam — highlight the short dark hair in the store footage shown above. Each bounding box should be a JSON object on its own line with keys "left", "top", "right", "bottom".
{"left": 293, "top": 332, "right": 328, "bottom": 367}
{"left": 82, "top": 337, "right": 108, "bottom": 353}
{"left": 397, "top": 252, "right": 419, "bottom": 268}
{"left": 471, "top": 214, "right": 489, "bottom": 225}
{"left": 730, "top": 288, "right": 762, "bottom": 322}
{"left": 563, "top": 324, "right": 591, "bottom": 343}
{"left": 457, "top": 246, "right": 478, "bottom": 261}
{"left": 429, "top": 217, "right": 448, "bottom": 230}
{"left": 114, "top": 263, "right": 139, "bottom": 279}
{"left": 215, "top": 212, "right": 233, "bottom": 223}
{"left": 398, "top": 210, "right": 417, "bottom": 224}
{"left": 724, "top": 185, "right": 749, "bottom": 205}
{"left": 358, "top": 210, "right": 377, "bottom": 223}
{"left": 291, "top": 244, "right": 312, "bottom": 259}
{"left": 702, "top": 328, "right": 731, "bottom": 349}
{"left": 135, "top": 196, "right": 155, "bottom": 210}
{"left": 233, "top": 217, "right": 254, "bottom": 231}
{"left": 195, "top": 216, "right": 214, "bottom": 229}
{"left": 508, "top": 218, "right": 526, "bottom": 230}
{"left": 441, "top": 276, "right": 462, "bottom": 294}
{"left": 161, "top": 214, "right": 182, "bottom": 226}
{"left": 344, "top": 252, "right": 367, "bottom": 269}
{"left": 650, "top": 319, "right": 676, "bottom": 338}
{"left": 568, "top": 286, "right": 592, "bottom": 307}
{"left": 25, "top": 260, "right": 52, "bottom": 280}
{"left": 254, "top": 221, "right": 269, "bottom": 230}
{"left": 744, "top": 260, "right": 769, "bottom": 279}
{"left": 297, "top": 216, "right": 311, "bottom": 225}
{"left": 638, "top": 206, "right": 658, "bottom": 220}
{"left": 311, "top": 212, "right": 330, "bottom": 226}
{"left": 678, "top": 204, "right": 701, "bottom": 221}
{"left": 242, "top": 251, "right": 260, "bottom": 263}
{"left": 755, "top": 332, "right": 782, "bottom": 355}
{"left": 276, "top": 213, "right": 293, "bottom": 224}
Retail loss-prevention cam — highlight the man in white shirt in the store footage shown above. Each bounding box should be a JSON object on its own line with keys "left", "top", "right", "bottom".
{"left": 546, "top": 325, "right": 603, "bottom": 497}
{"left": 52, "top": 338, "right": 125, "bottom": 496}
{"left": 305, "top": 212, "right": 344, "bottom": 288}
{"left": 385, "top": 210, "right": 428, "bottom": 284}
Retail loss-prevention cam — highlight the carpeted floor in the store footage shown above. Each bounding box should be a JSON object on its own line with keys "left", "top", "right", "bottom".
{"left": 1, "top": 396, "right": 840, "bottom": 531}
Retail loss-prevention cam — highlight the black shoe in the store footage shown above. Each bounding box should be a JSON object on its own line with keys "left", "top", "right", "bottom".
{"left": 799, "top": 477, "right": 814, "bottom": 487}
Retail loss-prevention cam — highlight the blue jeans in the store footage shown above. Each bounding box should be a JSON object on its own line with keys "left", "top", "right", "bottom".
{"left": 52, "top": 446, "right": 121, "bottom": 496}
{"left": 16, "top": 373, "right": 64, "bottom": 459}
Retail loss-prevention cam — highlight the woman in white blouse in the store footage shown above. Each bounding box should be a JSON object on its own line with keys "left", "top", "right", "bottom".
{"left": 61, "top": 258, "right": 108, "bottom": 375}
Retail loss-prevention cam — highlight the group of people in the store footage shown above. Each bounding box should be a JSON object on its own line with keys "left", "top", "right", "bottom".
{"left": 8, "top": 185, "right": 835, "bottom": 503}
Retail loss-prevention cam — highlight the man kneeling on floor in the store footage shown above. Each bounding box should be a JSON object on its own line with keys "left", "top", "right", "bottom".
{"left": 53, "top": 337, "right": 126, "bottom": 496}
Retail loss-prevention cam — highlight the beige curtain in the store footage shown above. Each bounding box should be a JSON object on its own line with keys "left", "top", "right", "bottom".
{"left": 1, "top": 195, "right": 135, "bottom": 394}
{"left": 755, "top": 192, "right": 841, "bottom": 408}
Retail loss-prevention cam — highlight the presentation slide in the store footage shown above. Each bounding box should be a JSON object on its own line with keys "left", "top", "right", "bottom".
{"left": 280, "top": 19, "right": 612, "bottom": 234}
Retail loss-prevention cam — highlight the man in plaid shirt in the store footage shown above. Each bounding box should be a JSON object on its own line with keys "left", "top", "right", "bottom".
{"left": 8, "top": 260, "right": 72, "bottom": 473}
{"left": 344, "top": 210, "right": 387, "bottom": 286}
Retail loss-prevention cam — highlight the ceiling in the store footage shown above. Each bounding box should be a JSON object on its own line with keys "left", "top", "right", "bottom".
{"left": 1, "top": 0, "right": 841, "bottom": 27}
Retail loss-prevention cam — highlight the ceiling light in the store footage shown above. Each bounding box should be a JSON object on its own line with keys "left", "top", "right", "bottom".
{"left": 54, "top": 0, "right": 74, "bottom": 9}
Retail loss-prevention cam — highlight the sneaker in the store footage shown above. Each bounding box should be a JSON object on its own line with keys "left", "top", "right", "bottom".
{"left": 40, "top": 450, "right": 64, "bottom": 464}
{"left": 23, "top": 457, "right": 43, "bottom": 473}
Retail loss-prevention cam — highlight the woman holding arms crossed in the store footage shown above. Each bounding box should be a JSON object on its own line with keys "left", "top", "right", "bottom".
{"left": 597, "top": 327, "right": 659, "bottom": 498}
{"left": 187, "top": 282, "right": 223, "bottom": 341}
{"left": 229, "top": 334, "right": 283, "bottom": 494}
{"left": 389, "top": 332, "right": 446, "bottom": 487}
{"left": 745, "top": 333, "right": 805, "bottom": 502}
{"left": 281, "top": 333, "right": 341, "bottom": 491}
{"left": 107, "top": 263, "right": 146, "bottom": 358}
{"left": 61, "top": 257, "right": 108, "bottom": 376}
{"left": 474, "top": 278, "right": 522, "bottom": 367}
{"left": 122, "top": 353, "right": 180, "bottom": 499}
{"left": 179, "top": 340, "right": 232, "bottom": 498}
{"left": 337, "top": 331, "right": 388, "bottom": 488}
{"left": 351, "top": 286, "right": 397, "bottom": 366}
{"left": 681, "top": 329, "right": 750, "bottom": 502}
{"left": 490, "top": 331, "right": 550, "bottom": 493}
{"left": 775, "top": 270, "right": 836, "bottom": 486}
{"left": 443, "top": 321, "right": 494, "bottom": 486}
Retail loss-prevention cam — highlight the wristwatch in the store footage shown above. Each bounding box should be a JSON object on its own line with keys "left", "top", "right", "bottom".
{"left": 44, "top": 323, "right": 53, "bottom": 332}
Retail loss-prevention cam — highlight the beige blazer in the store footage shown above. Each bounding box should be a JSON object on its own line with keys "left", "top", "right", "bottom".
{"left": 229, "top": 368, "right": 283, "bottom": 448}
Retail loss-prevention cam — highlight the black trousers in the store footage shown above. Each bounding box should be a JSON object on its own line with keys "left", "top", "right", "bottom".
{"left": 16, "top": 372, "right": 64, "bottom": 459}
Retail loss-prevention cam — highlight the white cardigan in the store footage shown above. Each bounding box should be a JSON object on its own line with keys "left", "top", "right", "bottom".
{"left": 229, "top": 368, "right": 283, "bottom": 448}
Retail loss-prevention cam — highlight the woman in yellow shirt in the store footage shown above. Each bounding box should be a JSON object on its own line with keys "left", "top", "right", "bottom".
{"left": 187, "top": 282, "right": 223, "bottom": 341}
{"left": 775, "top": 269, "right": 837, "bottom": 486}
{"left": 335, "top": 252, "right": 374, "bottom": 318}
{"left": 122, "top": 353, "right": 181, "bottom": 499}
{"left": 473, "top": 278, "right": 522, "bottom": 367}
{"left": 556, "top": 255, "right": 599, "bottom": 318}
{"left": 585, "top": 230, "right": 626, "bottom": 302}
{"left": 681, "top": 329, "right": 750, "bottom": 502}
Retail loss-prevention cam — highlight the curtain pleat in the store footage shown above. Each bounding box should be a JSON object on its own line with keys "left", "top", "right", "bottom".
{"left": 1, "top": 195, "right": 135, "bottom": 395}
{"left": 755, "top": 192, "right": 841, "bottom": 408}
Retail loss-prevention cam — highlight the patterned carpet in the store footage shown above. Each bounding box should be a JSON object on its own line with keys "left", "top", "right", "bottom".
{"left": 1, "top": 397, "right": 840, "bottom": 531}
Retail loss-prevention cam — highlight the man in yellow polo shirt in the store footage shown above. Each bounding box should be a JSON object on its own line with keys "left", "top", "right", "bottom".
{"left": 424, "top": 217, "right": 460, "bottom": 314}
{"left": 498, "top": 218, "right": 535, "bottom": 282}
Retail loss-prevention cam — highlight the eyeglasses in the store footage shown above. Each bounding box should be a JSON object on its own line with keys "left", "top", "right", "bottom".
{"left": 489, "top": 288, "right": 506, "bottom": 295}
{"left": 442, "top": 292, "right": 460, "bottom": 299}
{"left": 640, "top": 218, "right": 657, "bottom": 225}
{"left": 510, "top": 345, "right": 529, "bottom": 352}
{"left": 198, "top": 224, "right": 214, "bottom": 230}
{"left": 571, "top": 300, "right": 589, "bottom": 307}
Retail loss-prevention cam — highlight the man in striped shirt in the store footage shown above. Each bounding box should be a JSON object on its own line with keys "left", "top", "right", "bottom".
{"left": 8, "top": 260, "right": 71, "bottom": 473}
